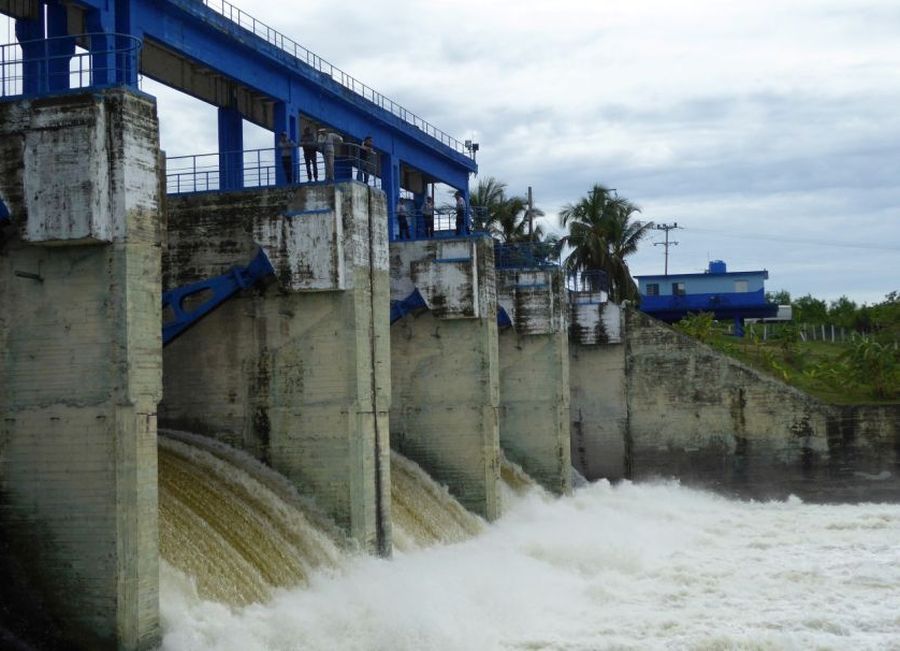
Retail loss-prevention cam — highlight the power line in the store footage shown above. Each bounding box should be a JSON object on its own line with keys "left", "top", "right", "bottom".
{"left": 684, "top": 226, "right": 900, "bottom": 253}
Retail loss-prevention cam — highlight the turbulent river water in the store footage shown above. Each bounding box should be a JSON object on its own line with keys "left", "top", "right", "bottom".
{"left": 159, "top": 434, "right": 900, "bottom": 651}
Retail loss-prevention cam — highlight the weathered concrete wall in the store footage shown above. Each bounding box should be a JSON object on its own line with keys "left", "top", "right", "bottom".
{"left": 496, "top": 268, "right": 571, "bottom": 494}
{"left": 567, "top": 296, "right": 629, "bottom": 481}
{"left": 161, "top": 183, "right": 391, "bottom": 553}
{"left": 0, "top": 91, "right": 162, "bottom": 650}
{"left": 624, "top": 309, "right": 900, "bottom": 501}
{"left": 569, "top": 341, "right": 629, "bottom": 481}
{"left": 389, "top": 237, "right": 501, "bottom": 520}
{"left": 570, "top": 293, "right": 622, "bottom": 346}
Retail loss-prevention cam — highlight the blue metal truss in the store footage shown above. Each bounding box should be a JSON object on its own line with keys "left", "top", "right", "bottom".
{"left": 389, "top": 289, "right": 428, "bottom": 325}
{"left": 162, "top": 248, "right": 274, "bottom": 346}
{"left": 1, "top": 0, "right": 476, "bottom": 235}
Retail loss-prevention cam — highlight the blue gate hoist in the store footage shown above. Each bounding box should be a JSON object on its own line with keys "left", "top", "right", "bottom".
{"left": 162, "top": 248, "right": 275, "bottom": 346}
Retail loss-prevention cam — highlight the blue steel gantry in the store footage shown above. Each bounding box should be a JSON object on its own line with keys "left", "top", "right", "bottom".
{"left": 0, "top": 0, "right": 478, "bottom": 238}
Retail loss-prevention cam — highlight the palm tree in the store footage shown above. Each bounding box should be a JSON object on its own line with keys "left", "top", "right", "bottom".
{"left": 559, "top": 184, "right": 653, "bottom": 302}
{"left": 469, "top": 176, "right": 507, "bottom": 234}
{"left": 469, "top": 177, "right": 543, "bottom": 243}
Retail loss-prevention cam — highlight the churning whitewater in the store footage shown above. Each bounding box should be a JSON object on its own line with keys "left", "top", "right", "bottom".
{"left": 159, "top": 461, "right": 900, "bottom": 651}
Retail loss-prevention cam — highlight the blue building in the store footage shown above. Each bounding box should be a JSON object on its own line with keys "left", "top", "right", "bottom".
{"left": 635, "top": 260, "right": 778, "bottom": 336}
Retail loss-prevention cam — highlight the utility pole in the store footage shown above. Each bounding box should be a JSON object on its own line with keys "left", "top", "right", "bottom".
{"left": 653, "top": 222, "right": 680, "bottom": 276}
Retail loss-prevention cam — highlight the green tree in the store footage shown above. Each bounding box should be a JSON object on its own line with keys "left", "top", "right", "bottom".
{"left": 469, "top": 177, "right": 543, "bottom": 243}
{"left": 793, "top": 294, "right": 828, "bottom": 325}
{"left": 828, "top": 296, "right": 858, "bottom": 329}
{"left": 675, "top": 312, "right": 716, "bottom": 343}
{"left": 559, "top": 184, "right": 653, "bottom": 302}
{"left": 766, "top": 289, "right": 791, "bottom": 304}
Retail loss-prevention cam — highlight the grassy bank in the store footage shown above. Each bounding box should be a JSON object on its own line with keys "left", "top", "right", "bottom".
{"left": 675, "top": 314, "right": 899, "bottom": 405}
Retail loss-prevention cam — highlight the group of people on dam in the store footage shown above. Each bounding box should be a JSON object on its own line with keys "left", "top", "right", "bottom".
{"left": 396, "top": 191, "right": 469, "bottom": 240}
{"left": 278, "top": 127, "right": 367, "bottom": 183}
{"left": 277, "top": 127, "right": 469, "bottom": 240}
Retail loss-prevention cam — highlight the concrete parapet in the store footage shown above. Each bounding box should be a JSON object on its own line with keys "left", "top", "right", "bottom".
{"left": 160, "top": 183, "right": 391, "bottom": 553}
{"left": 496, "top": 268, "right": 572, "bottom": 494}
{"left": 389, "top": 237, "right": 501, "bottom": 520}
{"left": 0, "top": 91, "right": 162, "bottom": 650}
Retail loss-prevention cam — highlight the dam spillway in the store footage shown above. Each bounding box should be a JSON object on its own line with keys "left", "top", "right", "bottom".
{"left": 1, "top": 2, "right": 899, "bottom": 648}
{"left": 158, "top": 481, "right": 900, "bottom": 651}
{"left": 158, "top": 432, "right": 494, "bottom": 607}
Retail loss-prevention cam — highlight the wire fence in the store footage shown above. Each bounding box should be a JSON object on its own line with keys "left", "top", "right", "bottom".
{"left": 741, "top": 322, "right": 874, "bottom": 344}
{"left": 195, "top": 0, "right": 471, "bottom": 157}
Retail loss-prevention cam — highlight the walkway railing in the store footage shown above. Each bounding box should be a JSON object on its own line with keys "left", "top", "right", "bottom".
{"left": 567, "top": 269, "right": 609, "bottom": 294}
{"left": 0, "top": 33, "right": 141, "bottom": 99}
{"left": 166, "top": 143, "right": 381, "bottom": 194}
{"left": 394, "top": 205, "right": 476, "bottom": 241}
{"left": 196, "top": 0, "right": 471, "bottom": 157}
{"left": 494, "top": 242, "right": 559, "bottom": 269}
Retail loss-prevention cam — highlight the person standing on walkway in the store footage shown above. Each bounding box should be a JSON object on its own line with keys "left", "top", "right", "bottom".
{"left": 454, "top": 190, "right": 467, "bottom": 235}
{"left": 278, "top": 131, "right": 296, "bottom": 184}
{"left": 318, "top": 129, "right": 344, "bottom": 181}
{"left": 422, "top": 196, "right": 435, "bottom": 238}
{"left": 397, "top": 198, "right": 410, "bottom": 239}
{"left": 357, "top": 135, "right": 374, "bottom": 183}
{"left": 300, "top": 126, "right": 318, "bottom": 181}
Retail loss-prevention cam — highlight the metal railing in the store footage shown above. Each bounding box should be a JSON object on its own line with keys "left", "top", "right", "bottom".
{"left": 0, "top": 33, "right": 141, "bottom": 99}
{"left": 567, "top": 269, "right": 610, "bottom": 294}
{"left": 394, "top": 203, "right": 476, "bottom": 241}
{"left": 166, "top": 143, "right": 381, "bottom": 194}
{"left": 494, "top": 241, "right": 559, "bottom": 269}
{"left": 194, "top": 0, "right": 471, "bottom": 157}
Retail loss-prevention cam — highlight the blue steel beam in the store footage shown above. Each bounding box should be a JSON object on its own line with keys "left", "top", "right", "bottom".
{"left": 129, "top": 0, "right": 475, "bottom": 190}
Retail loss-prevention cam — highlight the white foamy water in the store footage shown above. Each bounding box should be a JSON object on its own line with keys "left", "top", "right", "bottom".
{"left": 160, "top": 480, "right": 900, "bottom": 651}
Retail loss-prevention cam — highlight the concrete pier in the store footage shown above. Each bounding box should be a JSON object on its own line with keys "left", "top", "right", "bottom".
{"left": 568, "top": 290, "right": 629, "bottom": 481}
{"left": 160, "top": 183, "right": 392, "bottom": 553}
{"left": 0, "top": 91, "right": 162, "bottom": 650}
{"left": 389, "top": 237, "right": 501, "bottom": 520}
{"left": 496, "top": 267, "right": 572, "bottom": 494}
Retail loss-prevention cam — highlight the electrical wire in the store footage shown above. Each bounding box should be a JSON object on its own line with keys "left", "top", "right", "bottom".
{"left": 681, "top": 226, "right": 900, "bottom": 253}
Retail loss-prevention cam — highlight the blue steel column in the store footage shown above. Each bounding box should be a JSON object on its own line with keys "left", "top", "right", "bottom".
{"left": 382, "top": 154, "right": 400, "bottom": 240}
{"left": 86, "top": 7, "right": 116, "bottom": 87}
{"left": 15, "top": 15, "right": 44, "bottom": 96}
{"left": 45, "top": 5, "right": 74, "bottom": 93}
{"left": 218, "top": 107, "right": 244, "bottom": 191}
{"left": 114, "top": 0, "right": 141, "bottom": 85}
{"left": 273, "top": 102, "right": 297, "bottom": 185}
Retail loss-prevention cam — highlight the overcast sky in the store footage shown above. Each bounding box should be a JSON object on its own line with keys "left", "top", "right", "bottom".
{"left": 11, "top": 1, "right": 898, "bottom": 303}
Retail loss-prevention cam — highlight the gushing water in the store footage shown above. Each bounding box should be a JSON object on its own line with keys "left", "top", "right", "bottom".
{"left": 158, "top": 433, "right": 343, "bottom": 605}
{"left": 390, "top": 450, "right": 485, "bottom": 552}
{"left": 161, "top": 475, "right": 900, "bottom": 650}
{"left": 158, "top": 432, "right": 488, "bottom": 604}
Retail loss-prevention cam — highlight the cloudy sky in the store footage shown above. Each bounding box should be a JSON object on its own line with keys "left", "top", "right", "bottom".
{"left": 11, "top": 1, "right": 898, "bottom": 302}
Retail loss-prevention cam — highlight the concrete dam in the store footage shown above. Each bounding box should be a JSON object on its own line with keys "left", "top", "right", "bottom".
{"left": 1, "top": 2, "right": 899, "bottom": 649}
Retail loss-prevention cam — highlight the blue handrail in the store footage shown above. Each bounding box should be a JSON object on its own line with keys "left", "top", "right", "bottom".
{"left": 193, "top": 0, "right": 472, "bottom": 157}
{"left": 0, "top": 33, "right": 142, "bottom": 100}
{"left": 166, "top": 145, "right": 382, "bottom": 194}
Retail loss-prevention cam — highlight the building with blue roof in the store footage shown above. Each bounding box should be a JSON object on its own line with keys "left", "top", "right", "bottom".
{"left": 635, "top": 260, "right": 778, "bottom": 336}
